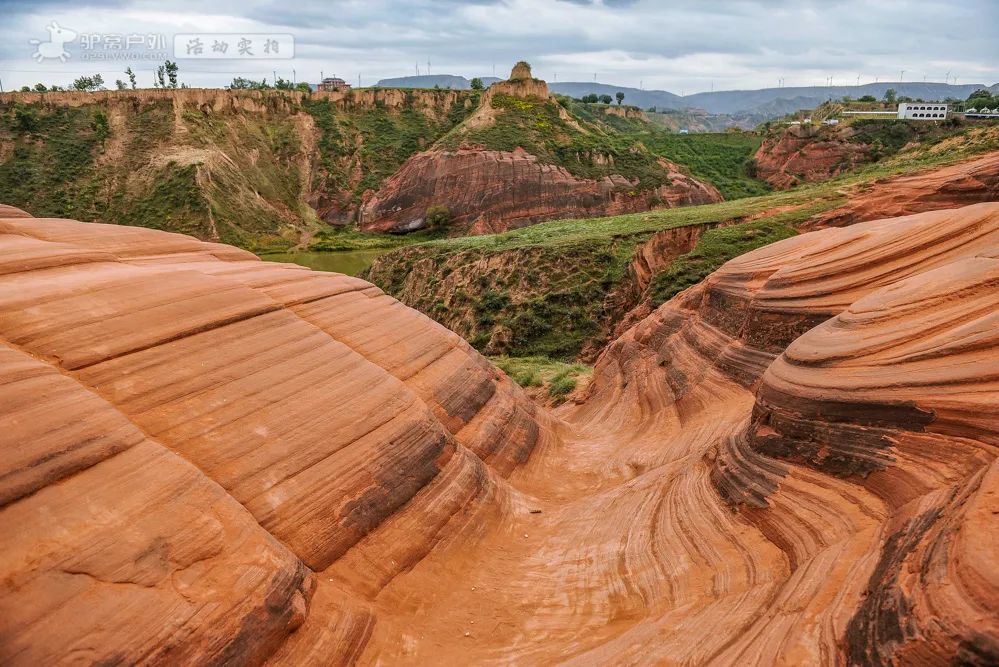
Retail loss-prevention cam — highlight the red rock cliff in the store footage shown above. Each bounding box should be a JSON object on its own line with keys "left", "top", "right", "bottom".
{"left": 358, "top": 147, "right": 721, "bottom": 234}
{"left": 755, "top": 124, "right": 870, "bottom": 189}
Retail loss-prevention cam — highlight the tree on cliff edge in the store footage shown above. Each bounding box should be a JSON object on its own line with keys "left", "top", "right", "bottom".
{"left": 470, "top": 77, "right": 485, "bottom": 90}
{"left": 616, "top": 91, "right": 625, "bottom": 105}
{"left": 72, "top": 73, "right": 104, "bottom": 91}
{"left": 165, "top": 61, "right": 179, "bottom": 88}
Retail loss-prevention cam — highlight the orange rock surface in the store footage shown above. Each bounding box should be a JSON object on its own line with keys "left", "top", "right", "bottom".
{"left": 1, "top": 203, "right": 997, "bottom": 664}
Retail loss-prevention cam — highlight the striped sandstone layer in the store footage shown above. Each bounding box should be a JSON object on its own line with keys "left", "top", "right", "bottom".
{"left": 1, "top": 202, "right": 996, "bottom": 664}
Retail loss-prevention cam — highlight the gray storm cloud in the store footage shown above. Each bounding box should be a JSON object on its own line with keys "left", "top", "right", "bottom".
{"left": 0, "top": 0, "right": 995, "bottom": 91}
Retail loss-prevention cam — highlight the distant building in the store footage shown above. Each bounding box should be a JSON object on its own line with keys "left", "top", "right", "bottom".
{"left": 897, "top": 102, "right": 947, "bottom": 120}
{"left": 823, "top": 118, "right": 840, "bottom": 125}
{"left": 317, "top": 77, "right": 351, "bottom": 92}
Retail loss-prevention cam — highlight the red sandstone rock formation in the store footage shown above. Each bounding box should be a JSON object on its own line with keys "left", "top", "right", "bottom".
{"left": 812, "top": 152, "right": 999, "bottom": 227}
{"left": 1, "top": 203, "right": 997, "bottom": 664}
{"left": 755, "top": 124, "right": 870, "bottom": 189}
{"left": 0, "top": 211, "right": 556, "bottom": 664}
{"left": 358, "top": 147, "right": 721, "bottom": 234}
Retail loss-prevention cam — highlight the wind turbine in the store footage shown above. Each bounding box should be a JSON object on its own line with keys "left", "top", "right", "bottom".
{"left": 945, "top": 70, "right": 951, "bottom": 84}
{"left": 856, "top": 74, "right": 861, "bottom": 87}
{"left": 900, "top": 69, "right": 905, "bottom": 82}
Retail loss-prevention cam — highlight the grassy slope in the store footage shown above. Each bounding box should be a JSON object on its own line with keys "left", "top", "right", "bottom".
{"left": 440, "top": 94, "right": 671, "bottom": 190}
{"left": 439, "top": 94, "right": 768, "bottom": 198}
{"left": 0, "top": 98, "right": 311, "bottom": 249}
{"left": 305, "top": 226, "right": 446, "bottom": 251}
{"left": 642, "top": 132, "right": 768, "bottom": 199}
{"left": 304, "top": 91, "right": 476, "bottom": 209}
{"left": 366, "top": 124, "right": 999, "bottom": 360}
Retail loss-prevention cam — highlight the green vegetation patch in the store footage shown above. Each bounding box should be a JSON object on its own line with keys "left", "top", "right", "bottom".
{"left": 641, "top": 132, "right": 770, "bottom": 200}
{"left": 490, "top": 355, "right": 592, "bottom": 402}
{"left": 304, "top": 92, "right": 478, "bottom": 208}
{"left": 443, "top": 93, "right": 672, "bottom": 191}
{"left": 307, "top": 225, "right": 445, "bottom": 251}
{"left": 0, "top": 103, "right": 106, "bottom": 217}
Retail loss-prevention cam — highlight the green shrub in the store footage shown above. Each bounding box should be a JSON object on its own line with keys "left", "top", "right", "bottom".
{"left": 548, "top": 369, "right": 577, "bottom": 397}
{"left": 425, "top": 205, "right": 451, "bottom": 229}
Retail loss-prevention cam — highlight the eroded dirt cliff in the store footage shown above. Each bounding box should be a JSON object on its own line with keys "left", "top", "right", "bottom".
{"left": 754, "top": 123, "right": 870, "bottom": 188}
{"left": 1, "top": 202, "right": 997, "bottom": 664}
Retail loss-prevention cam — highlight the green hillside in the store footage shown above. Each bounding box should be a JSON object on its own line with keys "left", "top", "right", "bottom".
{"left": 0, "top": 90, "right": 476, "bottom": 250}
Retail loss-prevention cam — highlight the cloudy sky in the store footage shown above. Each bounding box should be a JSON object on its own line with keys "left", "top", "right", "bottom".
{"left": 1, "top": 0, "right": 996, "bottom": 93}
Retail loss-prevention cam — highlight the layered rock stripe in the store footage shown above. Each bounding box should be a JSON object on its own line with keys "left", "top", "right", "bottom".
{"left": 1, "top": 202, "right": 997, "bottom": 664}
{"left": 359, "top": 148, "right": 721, "bottom": 235}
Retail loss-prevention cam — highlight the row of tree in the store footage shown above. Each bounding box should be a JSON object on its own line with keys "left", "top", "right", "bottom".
{"left": 850, "top": 88, "right": 998, "bottom": 109}
{"left": 228, "top": 76, "right": 311, "bottom": 92}
{"left": 16, "top": 62, "right": 183, "bottom": 93}
{"left": 576, "top": 92, "right": 626, "bottom": 105}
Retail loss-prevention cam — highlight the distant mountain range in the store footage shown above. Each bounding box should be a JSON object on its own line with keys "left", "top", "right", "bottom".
{"left": 374, "top": 75, "right": 995, "bottom": 119}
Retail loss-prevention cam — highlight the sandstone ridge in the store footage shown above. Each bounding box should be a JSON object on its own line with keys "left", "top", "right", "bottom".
{"left": 2, "top": 202, "right": 997, "bottom": 664}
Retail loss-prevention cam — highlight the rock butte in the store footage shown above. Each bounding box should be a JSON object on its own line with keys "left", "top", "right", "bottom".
{"left": 358, "top": 65, "right": 722, "bottom": 234}
{"left": 0, "top": 201, "right": 997, "bottom": 665}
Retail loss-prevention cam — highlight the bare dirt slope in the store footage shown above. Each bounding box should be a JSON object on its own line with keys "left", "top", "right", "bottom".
{"left": 0, "top": 202, "right": 997, "bottom": 665}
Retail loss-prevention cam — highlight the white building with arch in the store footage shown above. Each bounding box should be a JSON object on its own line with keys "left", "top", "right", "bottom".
{"left": 897, "top": 103, "right": 948, "bottom": 120}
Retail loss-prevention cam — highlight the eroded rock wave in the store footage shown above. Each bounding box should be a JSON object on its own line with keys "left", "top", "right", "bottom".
{"left": 1, "top": 202, "right": 997, "bottom": 665}
{"left": 0, "top": 210, "right": 556, "bottom": 664}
